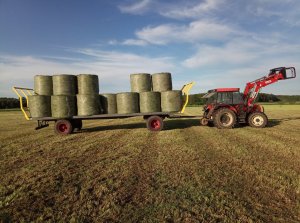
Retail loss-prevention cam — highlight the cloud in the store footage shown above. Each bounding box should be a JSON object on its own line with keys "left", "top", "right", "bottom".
{"left": 160, "top": 0, "right": 224, "bottom": 19}
{"left": 118, "top": 0, "right": 152, "bottom": 15}
{"left": 183, "top": 37, "right": 300, "bottom": 69}
{"left": 0, "top": 50, "right": 175, "bottom": 97}
{"left": 245, "top": 0, "right": 300, "bottom": 26}
{"left": 107, "top": 38, "right": 148, "bottom": 46}
{"left": 135, "top": 20, "right": 237, "bottom": 45}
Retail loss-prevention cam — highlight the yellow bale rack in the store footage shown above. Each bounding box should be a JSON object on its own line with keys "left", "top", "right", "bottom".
{"left": 12, "top": 86, "right": 34, "bottom": 120}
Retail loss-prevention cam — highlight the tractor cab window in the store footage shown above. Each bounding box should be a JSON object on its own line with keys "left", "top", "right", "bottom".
{"left": 233, "top": 92, "right": 244, "bottom": 104}
{"left": 217, "top": 92, "right": 233, "bottom": 104}
{"left": 206, "top": 93, "right": 217, "bottom": 104}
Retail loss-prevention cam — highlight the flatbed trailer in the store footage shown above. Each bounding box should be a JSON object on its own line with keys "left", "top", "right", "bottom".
{"left": 13, "top": 82, "right": 201, "bottom": 135}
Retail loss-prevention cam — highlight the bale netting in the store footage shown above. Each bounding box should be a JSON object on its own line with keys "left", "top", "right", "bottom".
{"left": 77, "top": 74, "right": 99, "bottom": 95}
{"left": 53, "top": 74, "right": 77, "bottom": 95}
{"left": 116, "top": 92, "right": 139, "bottom": 114}
{"left": 51, "top": 95, "right": 77, "bottom": 118}
{"left": 34, "top": 75, "right": 53, "bottom": 95}
{"left": 139, "top": 91, "right": 161, "bottom": 113}
{"left": 161, "top": 90, "right": 183, "bottom": 112}
{"left": 28, "top": 95, "right": 51, "bottom": 118}
{"left": 77, "top": 94, "right": 101, "bottom": 116}
{"left": 152, "top": 72, "right": 172, "bottom": 92}
{"left": 100, "top": 94, "right": 117, "bottom": 114}
{"left": 130, "top": 73, "right": 151, "bottom": 92}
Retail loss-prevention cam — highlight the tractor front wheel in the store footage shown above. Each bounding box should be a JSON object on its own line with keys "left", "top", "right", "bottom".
{"left": 248, "top": 112, "right": 268, "bottom": 128}
{"left": 213, "top": 108, "right": 236, "bottom": 129}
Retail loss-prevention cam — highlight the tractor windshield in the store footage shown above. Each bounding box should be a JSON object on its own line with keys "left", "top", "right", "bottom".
{"left": 202, "top": 92, "right": 217, "bottom": 105}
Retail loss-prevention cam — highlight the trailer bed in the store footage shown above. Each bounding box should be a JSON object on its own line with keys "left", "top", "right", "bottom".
{"left": 32, "top": 112, "right": 202, "bottom": 121}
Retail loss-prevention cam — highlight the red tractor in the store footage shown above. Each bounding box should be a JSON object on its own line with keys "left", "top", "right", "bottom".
{"left": 200, "top": 67, "right": 296, "bottom": 128}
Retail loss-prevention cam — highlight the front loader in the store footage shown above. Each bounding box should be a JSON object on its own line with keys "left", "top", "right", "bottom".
{"left": 200, "top": 67, "right": 296, "bottom": 129}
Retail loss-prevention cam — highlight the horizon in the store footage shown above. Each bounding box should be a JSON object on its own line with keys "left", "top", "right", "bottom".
{"left": 1, "top": 0, "right": 300, "bottom": 97}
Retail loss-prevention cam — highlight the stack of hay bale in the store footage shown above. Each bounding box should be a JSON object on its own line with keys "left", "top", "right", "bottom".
{"left": 28, "top": 75, "right": 53, "bottom": 118}
{"left": 28, "top": 72, "right": 182, "bottom": 118}
{"left": 51, "top": 75, "right": 77, "bottom": 118}
{"left": 29, "top": 74, "right": 102, "bottom": 118}
{"left": 77, "top": 74, "right": 101, "bottom": 116}
{"left": 129, "top": 72, "right": 183, "bottom": 113}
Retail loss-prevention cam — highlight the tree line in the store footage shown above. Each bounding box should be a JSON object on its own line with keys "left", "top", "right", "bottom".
{"left": 0, "top": 98, "right": 21, "bottom": 109}
{"left": 187, "top": 93, "right": 300, "bottom": 105}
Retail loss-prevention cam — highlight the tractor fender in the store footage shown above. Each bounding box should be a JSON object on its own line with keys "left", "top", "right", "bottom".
{"left": 207, "top": 105, "right": 238, "bottom": 119}
{"left": 252, "top": 104, "right": 264, "bottom": 113}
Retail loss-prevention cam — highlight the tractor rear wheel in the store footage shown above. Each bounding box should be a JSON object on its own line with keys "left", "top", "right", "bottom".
{"left": 213, "top": 108, "right": 236, "bottom": 129}
{"left": 248, "top": 112, "right": 268, "bottom": 128}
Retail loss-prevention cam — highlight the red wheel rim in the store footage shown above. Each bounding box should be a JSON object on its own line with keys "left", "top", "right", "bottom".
{"left": 58, "top": 123, "right": 68, "bottom": 133}
{"left": 150, "top": 119, "right": 161, "bottom": 130}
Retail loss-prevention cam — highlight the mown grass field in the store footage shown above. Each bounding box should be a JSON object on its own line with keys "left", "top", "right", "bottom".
{"left": 0, "top": 105, "right": 300, "bottom": 222}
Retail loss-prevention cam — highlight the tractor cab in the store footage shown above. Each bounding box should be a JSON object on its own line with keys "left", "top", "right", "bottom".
{"left": 202, "top": 88, "right": 243, "bottom": 108}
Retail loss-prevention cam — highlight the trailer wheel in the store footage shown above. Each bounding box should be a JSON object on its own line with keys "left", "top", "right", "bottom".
{"left": 54, "top": 119, "right": 73, "bottom": 135}
{"left": 146, "top": 116, "right": 164, "bottom": 131}
{"left": 72, "top": 119, "right": 82, "bottom": 131}
{"left": 248, "top": 112, "right": 268, "bottom": 128}
{"left": 213, "top": 108, "right": 236, "bottom": 129}
{"left": 200, "top": 118, "right": 208, "bottom": 126}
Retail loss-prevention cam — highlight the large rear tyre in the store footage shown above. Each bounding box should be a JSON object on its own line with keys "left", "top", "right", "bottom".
{"left": 146, "top": 116, "right": 164, "bottom": 132}
{"left": 54, "top": 119, "right": 73, "bottom": 135}
{"left": 213, "top": 108, "right": 236, "bottom": 129}
{"left": 248, "top": 112, "right": 268, "bottom": 128}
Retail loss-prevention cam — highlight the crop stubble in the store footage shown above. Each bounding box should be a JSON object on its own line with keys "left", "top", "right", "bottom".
{"left": 0, "top": 105, "right": 299, "bottom": 222}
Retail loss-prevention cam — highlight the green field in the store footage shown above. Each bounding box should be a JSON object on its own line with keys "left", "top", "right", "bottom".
{"left": 0, "top": 105, "right": 300, "bottom": 222}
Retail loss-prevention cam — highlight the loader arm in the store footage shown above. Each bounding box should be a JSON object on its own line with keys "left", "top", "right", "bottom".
{"left": 243, "top": 67, "right": 296, "bottom": 109}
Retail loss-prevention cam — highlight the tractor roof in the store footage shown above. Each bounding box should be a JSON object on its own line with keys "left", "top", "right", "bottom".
{"left": 208, "top": 88, "right": 240, "bottom": 93}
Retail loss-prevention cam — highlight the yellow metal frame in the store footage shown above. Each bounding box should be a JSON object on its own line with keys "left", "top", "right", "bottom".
{"left": 180, "top": 81, "right": 195, "bottom": 113}
{"left": 12, "top": 86, "right": 34, "bottom": 120}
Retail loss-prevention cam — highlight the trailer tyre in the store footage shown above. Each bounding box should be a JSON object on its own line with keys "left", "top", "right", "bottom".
{"left": 146, "top": 116, "right": 164, "bottom": 131}
{"left": 54, "top": 119, "right": 73, "bottom": 135}
{"left": 248, "top": 112, "right": 268, "bottom": 128}
{"left": 213, "top": 108, "right": 236, "bottom": 129}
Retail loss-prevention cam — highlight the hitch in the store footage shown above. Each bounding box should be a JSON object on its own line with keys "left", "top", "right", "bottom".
{"left": 35, "top": 120, "right": 49, "bottom": 130}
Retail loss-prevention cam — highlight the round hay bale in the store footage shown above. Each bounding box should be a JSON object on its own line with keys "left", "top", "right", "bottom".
{"left": 161, "top": 90, "right": 183, "bottom": 112}
{"left": 100, "top": 94, "right": 117, "bottom": 114}
{"left": 53, "top": 74, "right": 77, "bottom": 95}
{"left": 77, "top": 74, "right": 99, "bottom": 94}
{"left": 116, "top": 92, "right": 139, "bottom": 114}
{"left": 130, "top": 73, "right": 151, "bottom": 92}
{"left": 34, "top": 75, "right": 53, "bottom": 95}
{"left": 152, "top": 72, "right": 172, "bottom": 92}
{"left": 77, "top": 94, "right": 101, "bottom": 116}
{"left": 28, "top": 95, "right": 51, "bottom": 118}
{"left": 139, "top": 91, "right": 161, "bottom": 113}
{"left": 51, "top": 95, "right": 77, "bottom": 118}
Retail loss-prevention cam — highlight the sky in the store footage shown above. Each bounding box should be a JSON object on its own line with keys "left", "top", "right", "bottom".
{"left": 0, "top": 0, "right": 300, "bottom": 97}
